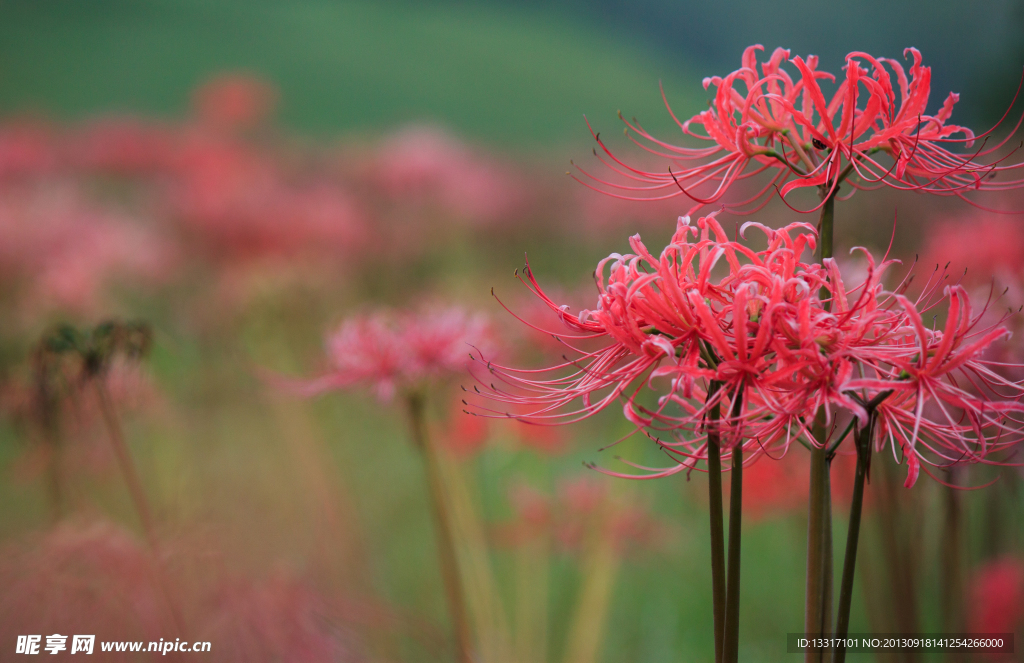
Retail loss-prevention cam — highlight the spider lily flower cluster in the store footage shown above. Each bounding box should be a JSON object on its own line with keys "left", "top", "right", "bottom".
{"left": 291, "top": 306, "right": 495, "bottom": 401}
{"left": 474, "top": 213, "right": 1024, "bottom": 486}
{"left": 578, "top": 46, "right": 1024, "bottom": 214}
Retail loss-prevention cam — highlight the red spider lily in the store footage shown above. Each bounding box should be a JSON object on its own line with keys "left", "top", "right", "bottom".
{"left": 284, "top": 306, "right": 497, "bottom": 402}
{"left": 471, "top": 214, "right": 1024, "bottom": 486}
{"left": 575, "top": 45, "right": 1024, "bottom": 215}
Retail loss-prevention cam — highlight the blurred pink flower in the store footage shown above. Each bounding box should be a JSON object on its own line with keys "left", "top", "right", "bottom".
{"left": 368, "top": 124, "right": 526, "bottom": 224}
{"left": 970, "top": 557, "right": 1024, "bottom": 635}
{"left": 435, "top": 399, "right": 490, "bottom": 458}
{"left": 508, "top": 417, "right": 568, "bottom": 455}
{"left": 67, "top": 117, "right": 177, "bottom": 175}
{"left": 0, "top": 188, "right": 177, "bottom": 315}
{"left": 199, "top": 575, "right": 365, "bottom": 662}
{"left": 192, "top": 73, "right": 278, "bottom": 130}
{"left": 285, "top": 306, "right": 497, "bottom": 402}
{"left": 0, "top": 121, "right": 58, "bottom": 179}
{"left": 920, "top": 214, "right": 1024, "bottom": 289}
{"left": 169, "top": 134, "right": 367, "bottom": 260}
{"left": 0, "top": 521, "right": 176, "bottom": 646}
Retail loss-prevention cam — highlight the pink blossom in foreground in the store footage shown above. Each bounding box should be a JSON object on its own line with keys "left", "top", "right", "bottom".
{"left": 290, "top": 306, "right": 497, "bottom": 402}
{"left": 577, "top": 46, "right": 1024, "bottom": 214}
{"left": 472, "top": 213, "right": 1024, "bottom": 486}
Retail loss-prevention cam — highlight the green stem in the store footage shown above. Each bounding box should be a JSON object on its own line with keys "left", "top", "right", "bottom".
{"left": 940, "top": 468, "right": 965, "bottom": 663}
{"left": 406, "top": 392, "right": 474, "bottom": 663}
{"left": 723, "top": 444, "right": 743, "bottom": 663}
{"left": 706, "top": 382, "right": 726, "bottom": 663}
{"left": 823, "top": 460, "right": 833, "bottom": 652}
{"left": 833, "top": 420, "right": 873, "bottom": 663}
{"left": 805, "top": 421, "right": 832, "bottom": 663}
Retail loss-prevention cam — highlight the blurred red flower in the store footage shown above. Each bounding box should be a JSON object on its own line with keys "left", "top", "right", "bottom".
{"left": 970, "top": 557, "right": 1024, "bottom": 635}
{"left": 192, "top": 73, "right": 278, "bottom": 130}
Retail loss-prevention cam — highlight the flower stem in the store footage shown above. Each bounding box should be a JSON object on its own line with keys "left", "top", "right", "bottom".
{"left": 406, "top": 391, "right": 474, "bottom": 663}
{"left": 93, "top": 378, "right": 185, "bottom": 637}
{"left": 806, "top": 186, "right": 836, "bottom": 663}
{"left": 805, "top": 418, "right": 833, "bottom": 663}
{"left": 817, "top": 186, "right": 836, "bottom": 265}
{"left": 706, "top": 382, "right": 726, "bottom": 663}
{"left": 723, "top": 443, "right": 743, "bottom": 663}
{"left": 94, "top": 379, "right": 158, "bottom": 552}
{"left": 940, "top": 468, "right": 965, "bottom": 663}
{"left": 833, "top": 420, "right": 873, "bottom": 663}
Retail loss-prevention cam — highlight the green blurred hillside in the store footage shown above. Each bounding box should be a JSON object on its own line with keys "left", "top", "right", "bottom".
{"left": 0, "top": 0, "right": 702, "bottom": 145}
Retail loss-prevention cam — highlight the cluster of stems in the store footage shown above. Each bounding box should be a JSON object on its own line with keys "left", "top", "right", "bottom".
{"left": 804, "top": 185, "right": 880, "bottom": 663}
{"left": 699, "top": 181, "right": 879, "bottom": 662}
{"left": 706, "top": 381, "right": 744, "bottom": 663}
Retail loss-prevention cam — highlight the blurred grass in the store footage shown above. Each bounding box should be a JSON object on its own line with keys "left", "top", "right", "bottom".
{"left": 0, "top": 0, "right": 702, "bottom": 146}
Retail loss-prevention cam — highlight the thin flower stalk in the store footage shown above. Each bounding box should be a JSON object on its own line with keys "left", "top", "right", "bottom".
{"left": 806, "top": 185, "right": 836, "bottom": 663}
{"left": 32, "top": 345, "right": 67, "bottom": 523}
{"left": 91, "top": 377, "right": 187, "bottom": 637}
{"left": 281, "top": 305, "right": 497, "bottom": 663}
{"left": 406, "top": 391, "right": 474, "bottom": 663}
{"left": 93, "top": 380, "right": 158, "bottom": 553}
{"left": 707, "top": 386, "right": 727, "bottom": 663}
{"left": 724, "top": 441, "right": 743, "bottom": 663}
{"left": 939, "top": 468, "right": 965, "bottom": 639}
{"left": 805, "top": 437, "right": 831, "bottom": 663}
{"left": 833, "top": 403, "right": 878, "bottom": 663}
